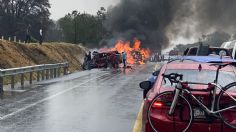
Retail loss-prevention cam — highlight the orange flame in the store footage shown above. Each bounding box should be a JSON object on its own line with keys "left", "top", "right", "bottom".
{"left": 100, "top": 38, "right": 151, "bottom": 65}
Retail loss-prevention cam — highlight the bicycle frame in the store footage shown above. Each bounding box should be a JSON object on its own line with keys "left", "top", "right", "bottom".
{"left": 168, "top": 63, "right": 236, "bottom": 116}
{"left": 169, "top": 81, "right": 236, "bottom": 116}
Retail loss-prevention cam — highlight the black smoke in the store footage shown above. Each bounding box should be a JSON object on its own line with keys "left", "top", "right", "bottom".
{"left": 104, "top": 0, "right": 180, "bottom": 51}
{"left": 104, "top": 0, "right": 236, "bottom": 51}
{"left": 195, "top": 0, "right": 236, "bottom": 33}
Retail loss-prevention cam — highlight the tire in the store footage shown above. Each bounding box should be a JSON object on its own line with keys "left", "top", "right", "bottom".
{"left": 82, "top": 62, "right": 88, "bottom": 70}
{"left": 143, "top": 89, "right": 149, "bottom": 99}
{"left": 107, "top": 62, "right": 113, "bottom": 68}
{"left": 217, "top": 82, "right": 236, "bottom": 129}
{"left": 147, "top": 91, "right": 193, "bottom": 132}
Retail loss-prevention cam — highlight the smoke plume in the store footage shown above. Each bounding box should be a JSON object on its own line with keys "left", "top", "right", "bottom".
{"left": 104, "top": 0, "right": 236, "bottom": 51}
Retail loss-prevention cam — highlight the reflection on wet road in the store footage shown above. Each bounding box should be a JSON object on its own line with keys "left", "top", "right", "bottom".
{"left": 0, "top": 63, "right": 155, "bottom": 132}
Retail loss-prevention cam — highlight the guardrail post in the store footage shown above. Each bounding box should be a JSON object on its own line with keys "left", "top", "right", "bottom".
{"left": 41, "top": 70, "right": 45, "bottom": 80}
{"left": 8, "top": 37, "right": 11, "bottom": 41}
{"left": 50, "top": 69, "right": 53, "bottom": 79}
{"left": 57, "top": 68, "right": 61, "bottom": 77}
{"left": 37, "top": 71, "right": 40, "bottom": 81}
{"left": 1, "top": 36, "right": 3, "bottom": 40}
{"left": 29, "top": 72, "right": 33, "bottom": 84}
{"left": 0, "top": 77, "right": 3, "bottom": 93}
{"left": 63, "top": 67, "right": 66, "bottom": 75}
{"left": 54, "top": 69, "right": 57, "bottom": 78}
{"left": 63, "top": 65, "right": 68, "bottom": 75}
{"left": 11, "top": 75, "right": 15, "bottom": 89}
{"left": 20, "top": 74, "right": 24, "bottom": 88}
{"left": 46, "top": 69, "right": 49, "bottom": 79}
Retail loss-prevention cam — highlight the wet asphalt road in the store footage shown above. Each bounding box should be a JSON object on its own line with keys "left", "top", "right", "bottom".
{"left": 0, "top": 63, "right": 156, "bottom": 132}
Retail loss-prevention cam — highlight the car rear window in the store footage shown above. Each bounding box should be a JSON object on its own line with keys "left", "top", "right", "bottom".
{"left": 188, "top": 48, "right": 197, "bottom": 55}
{"left": 162, "top": 69, "right": 236, "bottom": 88}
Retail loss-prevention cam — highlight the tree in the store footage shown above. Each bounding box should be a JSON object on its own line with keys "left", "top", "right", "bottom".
{"left": 173, "top": 32, "right": 231, "bottom": 54}
{"left": 58, "top": 14, "right": 74, "bottom": 43}
{"left": 58, "top": 9, "right": 107, "bottom": 47}
{"left": 204, "top": 32, "right": 230, "bottom": 47}
{"left": 44, "top": 20, "right": 64, "bottom": 42}
{"left": 97, "top": 7, "right": 106, "bottom": 21}
{"left": 0, "top": 0, "right": 51, "bottom": 41}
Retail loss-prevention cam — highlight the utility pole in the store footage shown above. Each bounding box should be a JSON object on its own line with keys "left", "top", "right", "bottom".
{"left": 72, "top": 10, "right": 78, "bottom": 44}
{"left": 74, "top": 18, "right": 77, "bottom": 44}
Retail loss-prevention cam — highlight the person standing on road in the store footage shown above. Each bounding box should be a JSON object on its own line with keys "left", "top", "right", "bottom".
{"left": 87, "top": 51, "right": 92, "bottom": 70}
{"left": 39, "top": 28, "right": 43, "bottom": 45}
{"left": 122, "top": 52, "right": 127, "bottom": 68}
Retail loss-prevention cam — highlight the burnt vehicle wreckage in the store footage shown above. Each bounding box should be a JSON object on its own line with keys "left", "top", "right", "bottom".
{"left": 131, "top": 50, "right": 144, "bottom": 64}
{"left": 82, "top": 51, "right": 122, "bottom": 70}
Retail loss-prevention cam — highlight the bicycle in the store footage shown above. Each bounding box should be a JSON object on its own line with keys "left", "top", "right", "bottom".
{"left": 147, "top": 63, "right": 236, "bottom": 132}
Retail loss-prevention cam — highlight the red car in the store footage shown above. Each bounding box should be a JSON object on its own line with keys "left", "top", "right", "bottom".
{"left": 82, "top": 51, "right": 122, "bottom": 70}
{"left": 92, "top": 51, "right": 122, "bottom": 68}
{"left": 141, "top": 58, "right": 236, "bottom": 132}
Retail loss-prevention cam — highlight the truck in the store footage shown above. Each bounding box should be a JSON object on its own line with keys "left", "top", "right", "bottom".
{"left": 183, "top": 43, "right": 231, "bottom": 57}
{"left": 221, "top": 40, "right": 236, "bottom": 59}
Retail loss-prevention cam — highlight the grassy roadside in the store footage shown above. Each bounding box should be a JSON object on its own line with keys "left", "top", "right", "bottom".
{"left": 0, "top": 40, "right": 87, "bottom": 85}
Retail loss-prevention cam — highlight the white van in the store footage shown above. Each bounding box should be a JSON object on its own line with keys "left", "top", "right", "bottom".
{"left": 221, "top": 40, "right": 236, "bottom": 59}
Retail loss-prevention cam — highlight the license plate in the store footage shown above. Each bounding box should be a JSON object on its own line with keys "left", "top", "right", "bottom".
{"left": 193, "top": 108, "right": 206, "bottom": 119}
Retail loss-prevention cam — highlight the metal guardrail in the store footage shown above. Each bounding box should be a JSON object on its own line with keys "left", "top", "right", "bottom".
{"left": 0, "top": 62, "right": 69, "bottom": 93}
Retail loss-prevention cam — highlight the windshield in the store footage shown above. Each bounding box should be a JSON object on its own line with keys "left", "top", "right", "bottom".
{"left": 162, "top": 69, "right": 236, "bottom": 88}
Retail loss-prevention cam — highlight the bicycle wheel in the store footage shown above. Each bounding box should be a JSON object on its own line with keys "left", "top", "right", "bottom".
{"left": 217, "top": 82, "right": 236, "bottom": 129}
{"left": 147, "top": 91, "right": 193, "bottom": 132}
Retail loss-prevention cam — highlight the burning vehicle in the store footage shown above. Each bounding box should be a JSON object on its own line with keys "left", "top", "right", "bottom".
{"left": 82, "top": 51, "right": 122, "bottom": 70}
{"left": 83, "top": 39, "right": 151, "bottom": 70}
{"left": 100, "top": 38, "right": 151, "bottom": 65}
{"left": 131, "top": 50, "right": 145, "bottom": 64}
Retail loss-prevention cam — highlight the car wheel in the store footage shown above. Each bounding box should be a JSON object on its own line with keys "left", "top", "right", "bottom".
{"left": 217, "top": 82, "right": 236, "bottom": 129}
{"left": 147, "top": 91, "right": 193, "bottom": 132}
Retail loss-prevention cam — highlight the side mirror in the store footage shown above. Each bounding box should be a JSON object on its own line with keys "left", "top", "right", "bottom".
{"left": 139, "top": 81, "right": 152, "bottom": 90}
{"left": 152, "top": 70, "right": 160, "bottom": 76}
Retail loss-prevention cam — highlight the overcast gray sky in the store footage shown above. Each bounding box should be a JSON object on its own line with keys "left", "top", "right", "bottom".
{"left": 49, "top": 0, "right": 120, "bottom": 20}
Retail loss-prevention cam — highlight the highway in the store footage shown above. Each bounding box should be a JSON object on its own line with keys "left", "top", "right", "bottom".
{"left": 0, "top": 63, "right": 156, "bottom": 132}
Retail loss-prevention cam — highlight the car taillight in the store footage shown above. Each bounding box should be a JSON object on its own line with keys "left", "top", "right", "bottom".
{"left": 152, "top": 101, "right": 164, "bottom": 108}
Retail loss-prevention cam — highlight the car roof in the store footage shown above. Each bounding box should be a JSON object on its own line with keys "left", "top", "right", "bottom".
{"left": 177, "top": 56, "right": 236, "bottom": 63}
{"left": 166, "top": 56, "right": 236, "bottom": 72}
{"left": 166, "top": 62, "right": 234, "bottom": 72}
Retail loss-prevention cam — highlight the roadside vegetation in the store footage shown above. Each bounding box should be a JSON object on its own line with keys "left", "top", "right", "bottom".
{"left": 0, "top": 0, "right": 107, "bottom": 48}
{"left": 0, "top": 40, "right": 86, "bottom": 71}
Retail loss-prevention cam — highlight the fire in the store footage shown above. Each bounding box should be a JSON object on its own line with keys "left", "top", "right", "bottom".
{"left": 100, "top": 38, "right": 151, "bottom": 65}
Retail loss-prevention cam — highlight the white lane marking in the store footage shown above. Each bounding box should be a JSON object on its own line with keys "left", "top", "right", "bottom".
{"left": 0, "top": 75, "right": 103, "bottom": 120}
